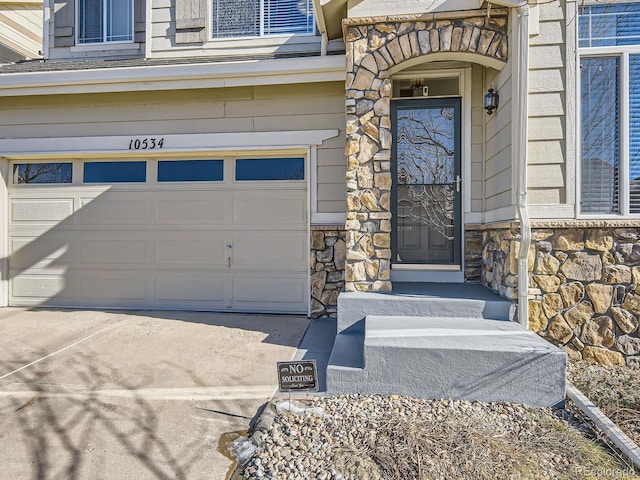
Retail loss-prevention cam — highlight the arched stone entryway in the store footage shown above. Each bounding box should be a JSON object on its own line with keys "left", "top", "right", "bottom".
{"left": 343, "top": 9, "right": 509, "bottom": 292}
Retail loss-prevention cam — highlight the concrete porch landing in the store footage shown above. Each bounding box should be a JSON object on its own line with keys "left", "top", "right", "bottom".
{"left": 326, "top": 283, "right": 567, "bottom": 407}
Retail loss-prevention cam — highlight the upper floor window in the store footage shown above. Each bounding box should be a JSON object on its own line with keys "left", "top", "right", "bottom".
{"left": 78, "top": 0, "right": 133, "bottom": 44}
{"left": 211, "top": 0, "right": 314, "bottom": 39}
{"left": 579, "top": 3, "right": 640, "bottom": 215}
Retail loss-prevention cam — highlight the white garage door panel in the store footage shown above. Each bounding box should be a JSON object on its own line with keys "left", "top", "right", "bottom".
{"left": 233, "top": 195, "right": 305, "bottom": 225}
{"left": 8, "top": 159, "right": 309, "bottom": 314}
{"left": 155, "top": 198, "right": 227, "bottom": 225}
{"left": 233, "top": 274, "right": 307, "bottom": 306}
{"left": 11, "top": 276, "right": 67, "bottom": 300}
{"left": 77, "top": 271, "right": 148, "bottom": 301}
{"left": 155, "top": 237, "right": 226, "bottom": 266}
{"left": 11, "top": 199, "right": 74, "bottom": 223}
{"left": 81, "top": 239, "right": 148, "bottom": 264}
{"left": 78, "top": 198, "right": 149, "bottom": 225}
{"left": 232, "top": 232, "right": 307, "bottom": 270}
{"left": 10, "top": 236, "right": 73, "bottom": 269}
{"left": 155, "top": 275, "right": 228, "bottom": 303}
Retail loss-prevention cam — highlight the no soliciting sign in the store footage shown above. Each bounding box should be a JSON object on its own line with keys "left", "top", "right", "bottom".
{"left": 277, "top": 360, "right": 318, "bottom": 392}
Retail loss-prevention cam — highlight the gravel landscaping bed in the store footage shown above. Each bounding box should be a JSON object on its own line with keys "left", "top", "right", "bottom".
{"left": 568, "top": 360, "right": 640, "bottom": 447}
{"left": 232, "top": 393, "right": 640, "bottom": 480}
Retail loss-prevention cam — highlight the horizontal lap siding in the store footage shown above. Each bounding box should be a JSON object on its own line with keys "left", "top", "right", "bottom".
{"left": 471, "top": 64, "right": 483, "bottom": 213}
{"left": 485, "top": 43, "right": 513, "bottom": 218}
{"left": 527, "top": 0, "right": 567, "bottom": 207}
{"left": 0, "top": 4, "right": 42, "bottom": 58}
{"left": 0, "top": 81, "right": 347, "bottom": 214}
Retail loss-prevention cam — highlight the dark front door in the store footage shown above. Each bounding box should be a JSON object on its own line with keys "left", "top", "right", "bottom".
{"left": 392, "top": 97, "right": 462, "bottom": 266}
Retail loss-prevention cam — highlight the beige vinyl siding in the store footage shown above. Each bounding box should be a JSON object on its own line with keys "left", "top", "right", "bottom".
{"left": 470, "top": 64, "right": 483, "bottom": 213}
{"left": 0, "top": 81, "right": 347, "bottom": 214}
{"left": 0, "top": 2, "right": 42, "bottom": 59}
{"left": 527, "top": 0, "right": 567, "bottom": 207}
{"left": 484, "top": 51, "right": 513, "bottom": 217}
{"left": 150, "top": 0, "right": 324, "bottom": 59}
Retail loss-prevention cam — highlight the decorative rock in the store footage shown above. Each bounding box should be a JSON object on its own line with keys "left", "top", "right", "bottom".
{"left": 585, "top": 230, "right": 614, "bottom": 251}
{"left": 334, "top": 239, "right": 346, "bottom": 270}
{"left": 614, "top": 228, "right": 640, "bottom": 241}
{"left": 559, "top": 282, "right": 585, "bottom": 307}
{"left": 553, "top": 229, "right": 584, "bottom": 251}
{"left": 312, "top": 231, "right": 325, "bottom": 250}
{"left": 610, "top": 306, "right": 638, "bottom": 334}
{"left": 535, "top": 252, "right": 560, "bottom": 275}
{"left": 532, "top": 229, "right": 554, "bottom": 241}
{"left": 559, "top": 253, "right": 602, "bottom": 282}
{"left": 616, "top": 335, "right": 640, "bottom": 356}
{"left": 548, "top": 315, "right": 573, "bottom": 345}
{"left": 603, "top": 264, "right": 632, "bottom": 284}
{"left": 583, "top": 346, "right": 625, "bottom": 367}
{"left": 633, "top": 266, "right": 640, "bottom": 293}
{"left": 564, "top": 301, "right": 594, "bottom": 329}
{"left": 542, "top": 294, "right": 563, "bottom": 319}
{"left": 623, "top": 292, "right": 640, "bottom": 315}
{"left": 585, "top": 284, "right": 613, "bottom": 314}
{"left": 534, "top": 275, "right": 560, "bottom": 293}
{"left": 580, "top": 316, "right": 615, "bottom": 348}
{"left": 346, "top": 261, "right": 366, "bottom": 282}
{"left": 360, "top": 191, "right": 380, "bottom": 211}
{"left": 615, "top": 243, "right": 640, "bottom": 264}
{"left": 372, "top": 233, "right": 389, "bottom": 248}
{"left": 528, "top": 300, "right": 548, "bottom": 332}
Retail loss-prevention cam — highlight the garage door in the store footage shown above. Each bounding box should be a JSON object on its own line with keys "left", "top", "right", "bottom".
{"left": 8, "top": 157, "right": 308, "bottom": 313}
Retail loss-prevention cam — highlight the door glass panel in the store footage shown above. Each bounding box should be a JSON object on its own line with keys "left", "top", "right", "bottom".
{"left": 394, "top": 101, "right": 459, "bottom": 264}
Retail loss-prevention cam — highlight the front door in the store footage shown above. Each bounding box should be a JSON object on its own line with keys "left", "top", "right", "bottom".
{"left": 392, "top": 97, "right": 462, "bottom": 269}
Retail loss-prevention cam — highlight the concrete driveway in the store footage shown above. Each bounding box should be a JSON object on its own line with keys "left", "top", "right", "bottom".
{"left": 0, "top": 308, "right": 309, "bottom": 480}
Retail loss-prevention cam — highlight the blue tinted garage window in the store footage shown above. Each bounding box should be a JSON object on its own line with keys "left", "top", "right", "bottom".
{"left": 84, "top": 161, "right": 146, "bottom": 183}
{"left": 158, "top": 160, "right": 223, "bottom": 182}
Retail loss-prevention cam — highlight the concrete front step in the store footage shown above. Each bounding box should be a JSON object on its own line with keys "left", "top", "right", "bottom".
{"left": 337, "top": 283, "right": 515, "bottom": 333}
{"left": 326, "top": 315, "right": 567, "bottom": 407}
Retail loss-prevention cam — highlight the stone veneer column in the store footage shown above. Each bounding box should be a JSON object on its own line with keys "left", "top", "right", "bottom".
{"left": 343, "top": 11, "right": 508, "bottom": 292}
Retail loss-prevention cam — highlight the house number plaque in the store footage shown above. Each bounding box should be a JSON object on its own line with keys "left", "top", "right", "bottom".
{"left": 128, "top": 137, "right": 165, "bottom": 150}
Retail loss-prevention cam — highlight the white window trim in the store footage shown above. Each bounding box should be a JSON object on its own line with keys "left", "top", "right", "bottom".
{"left": 75, "top": 0, "right": 135, "bottom": 45}
{"left": 576, "top": 0, "right": 640, "bottom": 218}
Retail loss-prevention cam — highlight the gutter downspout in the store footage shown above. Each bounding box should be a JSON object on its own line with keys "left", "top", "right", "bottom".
{"left": 42, "top": 0, "right": 50, "bottom": 59}
{"left": 311, "top": 0, "right": 328, "bottom": 55}
{"left": 515, "top": 2, "right": 531, "bottom": 329}
{"left": 493, "top": 0, "right": 531, "bottom": 327}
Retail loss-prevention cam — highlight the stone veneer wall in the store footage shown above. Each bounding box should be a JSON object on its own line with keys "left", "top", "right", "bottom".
{"left": 474, "top": 222, "right": 640, "bottom": 368}
{"left": 343, "top": 9, "right": 509, "bottom": 293}
{"left": 311, "top": 226, "right": 347, "bottom": 318}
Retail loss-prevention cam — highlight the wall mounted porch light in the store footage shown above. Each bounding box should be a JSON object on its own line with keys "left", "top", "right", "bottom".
{"left": 484, "top": 87, "right": 499, "bottom": 115}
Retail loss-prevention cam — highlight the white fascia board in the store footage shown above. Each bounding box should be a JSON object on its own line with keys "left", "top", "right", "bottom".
{"left": 0, "top": 130, "right": 340, "bottom": 158}
{"left": 0, "top": 55, "right": 346, "bottom": 97}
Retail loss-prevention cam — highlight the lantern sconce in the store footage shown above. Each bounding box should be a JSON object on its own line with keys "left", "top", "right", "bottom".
{"left": 484, "top": 87, "right": 499, "bottom": 115}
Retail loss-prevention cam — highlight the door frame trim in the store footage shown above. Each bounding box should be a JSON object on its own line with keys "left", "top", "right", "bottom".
{"left": 389, "top": 66, "right": 472, "bottom": 283}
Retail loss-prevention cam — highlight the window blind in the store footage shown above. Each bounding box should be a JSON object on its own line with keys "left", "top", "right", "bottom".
{"left": 580, "top": 57, "right": 620, "bottom": 214}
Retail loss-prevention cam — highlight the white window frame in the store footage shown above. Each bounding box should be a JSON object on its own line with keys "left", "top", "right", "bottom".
{"left": 576, "top": 2, "right": 640, "bottom": 218}
{"left": 75, "top": 0, "right": 134, "bottom": 45}
{"left": 209, "top": 0, "right": 315, "bottom": 41}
